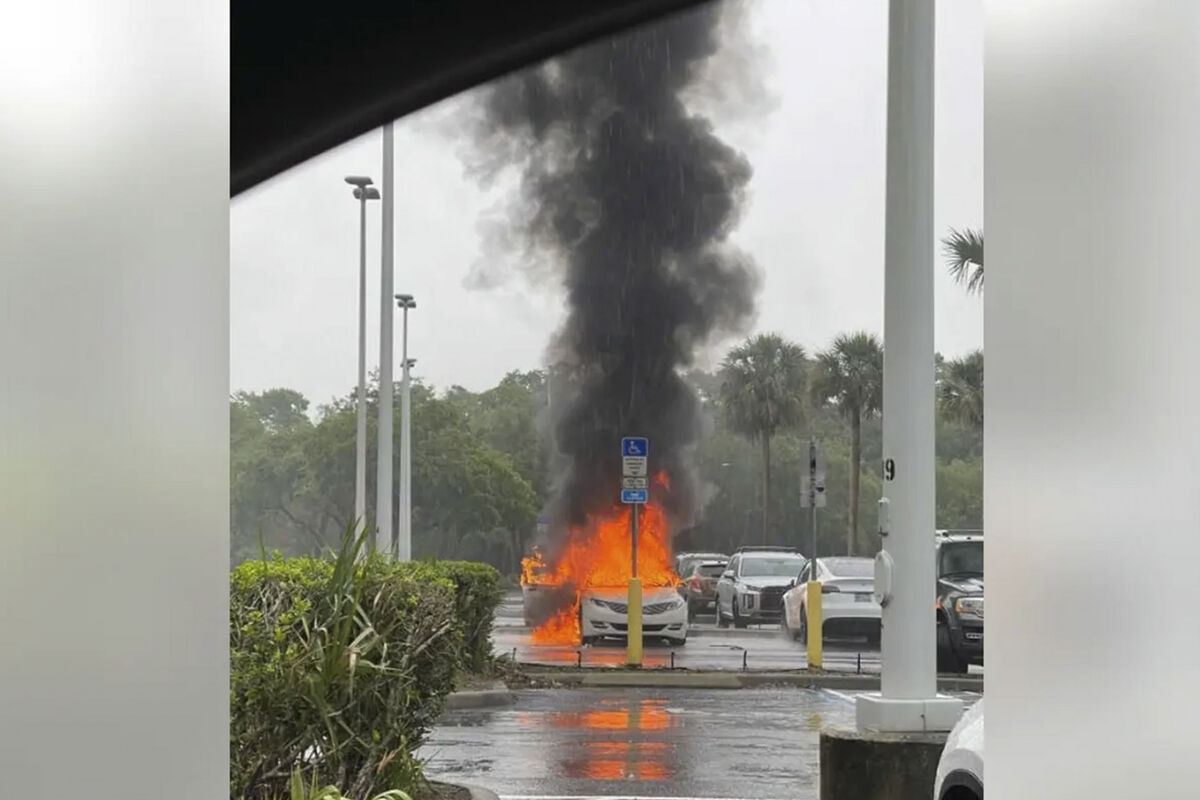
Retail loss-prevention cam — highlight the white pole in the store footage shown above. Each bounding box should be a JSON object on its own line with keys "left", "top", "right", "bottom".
{"left": 354, "top": 191, "right": 368, "bottom": 535}
{"left": 376, "top": 124, "right": 395, "bottom": 557}
{"left": 881, "top": 0, "right": 936, "bottom": 702}
{"left": 856, "top": 0, "right": 961, "bottom": 733}
{"left": 399, "top": 306, "right": 412, "bottom": 561}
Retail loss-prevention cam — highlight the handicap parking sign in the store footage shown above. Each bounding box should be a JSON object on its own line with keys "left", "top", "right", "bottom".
{"left": 621, "top": 437, "right": 648, "bottom": 457}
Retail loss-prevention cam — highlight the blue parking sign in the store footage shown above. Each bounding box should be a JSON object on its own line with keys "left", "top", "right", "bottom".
{"left": 621, "top": 488, "right": 648, "bottom": 504}
{"left": 621, "top": 437, "right": 648, "bottom": 457}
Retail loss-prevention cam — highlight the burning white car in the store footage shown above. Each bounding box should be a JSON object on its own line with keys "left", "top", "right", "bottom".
{"left": 580, "top": 585, "right": 688, "bottom": 646}
{"left": 520, "top": 546, "right": 567, "bottom": 627}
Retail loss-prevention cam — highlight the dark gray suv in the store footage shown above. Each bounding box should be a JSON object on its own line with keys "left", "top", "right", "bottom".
{"left": 935, "top": 531, "right": 984, "bottom": 674}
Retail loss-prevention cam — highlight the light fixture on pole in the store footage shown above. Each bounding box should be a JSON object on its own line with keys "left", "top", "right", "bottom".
{"left": 394, "top": 293, "right": 417, "bottom": 561}
{"left": 344, "top": 176, "right": 379, "bottom": 538}
{"left": 377, "top": 125, "right": 395, "bottom": 558}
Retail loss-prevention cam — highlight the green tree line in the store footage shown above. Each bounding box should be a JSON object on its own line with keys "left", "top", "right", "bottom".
{"left": 231, "top": 341, "right": 982, "bottom": 571}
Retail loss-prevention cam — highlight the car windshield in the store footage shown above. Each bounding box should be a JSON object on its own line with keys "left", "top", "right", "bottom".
{"left": 697, "top": 563, "right": 726, "bottom": 577}
{"left": 741, "top": 557, "right": 802, "bottom": 577}
{"left": 823, "top": 558, "right": 874, "bottom": 578}
{"left": 939, "top": 541, "right": 984, "bottom": 576}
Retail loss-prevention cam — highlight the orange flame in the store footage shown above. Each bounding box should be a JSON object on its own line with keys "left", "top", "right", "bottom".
{"left": 521, "top": 472, "right": 679, "bottom": 645}
{"left": 520, "top": 545, "right": 549, "bottom": 587}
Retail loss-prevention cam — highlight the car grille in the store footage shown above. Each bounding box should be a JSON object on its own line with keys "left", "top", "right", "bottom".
{"left": 611, "top": 623, "right": 665, "bottom": 632}
{"left": 595, "top": 599, "right": 677, "bottom": 615}
{"left": 759, "top": 587, "right": 785, "bottom": 612}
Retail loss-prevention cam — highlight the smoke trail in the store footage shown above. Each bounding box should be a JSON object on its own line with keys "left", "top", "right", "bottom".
{"left": 465, "top": 2, "right": 761, "bottom": 546}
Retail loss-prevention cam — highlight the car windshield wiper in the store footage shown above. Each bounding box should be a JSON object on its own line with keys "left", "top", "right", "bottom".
{"left": 940, "top": 570, "right": 983, "bottom": 579}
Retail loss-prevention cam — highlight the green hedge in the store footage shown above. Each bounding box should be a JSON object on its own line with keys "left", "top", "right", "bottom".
{"left": 427, "top": 560, "right": 502, "bottom": 673}
{"left": 230, "top": 540, "right": 462, "bottom": 800}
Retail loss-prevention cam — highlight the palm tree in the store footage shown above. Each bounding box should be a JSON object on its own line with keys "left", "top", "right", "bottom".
{"left": 719, "top": 333, "right": 807, "bottom": 544}
{"left": 942, "top": 227, "right": 984, "bottom": 294}
{"left": 810, "top": 332, "right": 883, "bottom": 555}
{"left": 938, "top": 350, "right": 984, "bottom": 429}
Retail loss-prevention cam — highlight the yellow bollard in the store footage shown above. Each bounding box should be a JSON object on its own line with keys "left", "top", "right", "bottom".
{"left": 626, "top": 577, "right": 643, "bottom": 667}
{"left": 806, "top": 580, "right": 823, "bottom": 669}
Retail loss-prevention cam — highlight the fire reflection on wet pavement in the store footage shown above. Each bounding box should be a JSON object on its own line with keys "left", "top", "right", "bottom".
{"left": 421, "top": 688, "right": 847, "bottom": 798}
{"left": 422, "top": 687, "right": 981, "bottom": 798}
{"left": 518, "top": 698, "right": 677, "bottom": 782}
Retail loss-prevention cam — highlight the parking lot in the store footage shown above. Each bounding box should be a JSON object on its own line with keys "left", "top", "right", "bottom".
{"left": 494, "top": 592, "right": 983, "bottom": 675}
{"left": 423, "top": 686, "right": 982, "bottom": 798}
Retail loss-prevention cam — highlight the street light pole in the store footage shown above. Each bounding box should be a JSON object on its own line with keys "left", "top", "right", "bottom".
{"left": 394, "top": 293, "right": 416, "bottom": 561}
{"left": 344, "top": 177, "right": 379, "bottom": 537}
{"left": 856, "top": 0, "right": 961, "bottom": 733}
{"left": 377, "top": 124, "right": 395, "bottom": 558}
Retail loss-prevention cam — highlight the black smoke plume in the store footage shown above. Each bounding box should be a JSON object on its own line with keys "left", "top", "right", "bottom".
{"left": 466, "top": 3, "right": 761, "bottom": 550}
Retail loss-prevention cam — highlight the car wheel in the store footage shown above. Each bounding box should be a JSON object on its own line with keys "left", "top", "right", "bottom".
{"left": 786, "top": 608, "right": 801, "bottom": 642}
{"left": 717, "top": 600, "right": 730, "bottom": 628}
{"left": 936, "top": 618, "right": 968, "bottom": 674}
{"left": 798, "top": 607, "right": 808, "bottom": 645}
{"left": 671, "top": 637, "right": 686, "bottom": 647}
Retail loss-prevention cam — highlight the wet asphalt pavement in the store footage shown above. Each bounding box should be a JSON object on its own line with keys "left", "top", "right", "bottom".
{"left": 422, "top": 687, "right": 982, "bottom": 799}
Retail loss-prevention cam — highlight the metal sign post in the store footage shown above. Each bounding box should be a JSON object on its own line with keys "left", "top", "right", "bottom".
{"left": 621, "top": 436, "right": 648, "bottom": 667}
{"left": 800, "top": 439, "right": 826, "bottom": 668}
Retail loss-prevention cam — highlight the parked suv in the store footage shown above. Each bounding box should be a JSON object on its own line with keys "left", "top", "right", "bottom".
{"left": 935, "top": 531, "right": 984, "bottom": 674}
{"left": 682, "top": 559, "right": 727, "bottom": 620}
{"left": 716, "top": 547, "right": 805, "bottom": 628}
{"left": 674, "top": 552, "right": 727, "bottom": 590}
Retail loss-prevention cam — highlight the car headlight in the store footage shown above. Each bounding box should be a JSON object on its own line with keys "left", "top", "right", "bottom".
{"left": 740, "top": 591, "right": 758, "bottom": 608}
{"left": 590, "top": 597, "right": 608, "bottom": 608}
{"left": 955, "top": 597, "right": 984, "bottom": 618}
{"left": 669, "top": 597, "right": 685, "bottom": 610}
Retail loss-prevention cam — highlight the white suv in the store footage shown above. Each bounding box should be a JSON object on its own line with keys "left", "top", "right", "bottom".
{"left": 715, "top": 547, "right": 805, "bottom": 628}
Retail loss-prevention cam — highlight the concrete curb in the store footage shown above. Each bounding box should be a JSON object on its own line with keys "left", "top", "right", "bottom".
{"left": 687, "top": 627, "right": 783, "bottom": 638}
{"left": 462, "top": 784, "right": 500, "bottom": 800}
{"left": 424, "top": 781, "right": 500, "bottom": 800}
{"left": 516, "top": 669, "right": 983, "bottom": 693}
{"left": 495, "top": 625, "right": 787, "bottom": 637}
{"left": 579, "top": 671, "right": 743, "bottom": 689}
{"left": 443, "top": 682, "right": 517, "bottom": 710}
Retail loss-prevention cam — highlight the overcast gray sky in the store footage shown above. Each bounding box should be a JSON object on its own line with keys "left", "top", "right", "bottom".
{"left": 231, "top": 0, "right": 981, "bottom": 410}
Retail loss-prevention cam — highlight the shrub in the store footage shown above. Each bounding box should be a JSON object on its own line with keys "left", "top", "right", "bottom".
{"left": 425, "top": 560, "right": 502, "bottom": 673}
{"left": 275, "top": 768, "right": 412, "bottom": 800}
{"left": 230, "top": 531, "right": 461, "bottom": 800}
